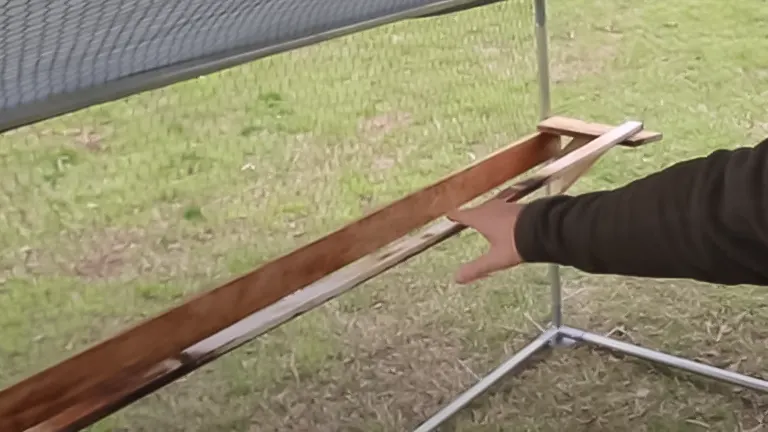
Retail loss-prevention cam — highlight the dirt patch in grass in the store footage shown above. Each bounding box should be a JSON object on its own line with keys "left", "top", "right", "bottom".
{"left": 72, "top": 128, "right": 108, "bottom": 152}
{"left": 17, "top": 223, "right": 215, "bottom": 283}
{"left": 247, "top": 315, "right": 476, "bottom": 431}
{"left": 474, "top": 43, "right": 534, "bottom": 78}
{"left": 551, "top": 31, "right": 622, "bottom": 83}
{"left": 73, "top": 228, "right": 145, "bottom": 280}
{"left": 359, "top": 111, "right": 413, "bottom": 141}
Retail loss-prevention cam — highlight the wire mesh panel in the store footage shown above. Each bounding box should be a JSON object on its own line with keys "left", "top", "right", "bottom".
{"left": 0, "top": 0, "right": 500, "bottom": 132}
{"left": 0, "top": 0, "right": 551, "bottom": 430}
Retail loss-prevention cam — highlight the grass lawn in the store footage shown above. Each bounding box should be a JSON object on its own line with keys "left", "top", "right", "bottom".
{"left": 2, "top": 0, "right": 768, "bottom": 430}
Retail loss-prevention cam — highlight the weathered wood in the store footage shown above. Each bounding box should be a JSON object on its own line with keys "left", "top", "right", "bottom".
{"left": 550, "top": 137, "right": 596, "bottom": 194}
{"left": 0, "top": 132, "right": 556, "bottom": 432}
{"left": 28, "top": 122, "right": 645, "bottom": 430}
{"left": 34, "top": 219, "right": 468, "bottom": 431}
{"left": 493, "top": 121, "right": 644, "bottom": 205}
{"left": 538, "top": 116, "right": 662, "bottom": 147}
{"left": 4, "top": 120, "right": 662, "bottom": 431}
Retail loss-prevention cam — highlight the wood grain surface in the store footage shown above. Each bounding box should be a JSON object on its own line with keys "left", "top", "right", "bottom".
{"left": 0, "top": 132, "right": 555, "bottom": 432}
{"left": 538, "top": 116, "right": 661, "bottom": 147}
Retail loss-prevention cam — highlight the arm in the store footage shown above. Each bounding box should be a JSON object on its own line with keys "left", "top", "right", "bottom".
{"left": 515, "top": 138, "right": 768, "bottom": 285}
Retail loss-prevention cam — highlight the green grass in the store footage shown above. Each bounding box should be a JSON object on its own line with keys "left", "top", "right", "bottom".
{"left": 2, "top": 0, "right": 768, "bottom": 430}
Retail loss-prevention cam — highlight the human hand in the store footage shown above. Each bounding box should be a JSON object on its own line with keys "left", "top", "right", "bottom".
{"left": 446, "top": 199, "right": 525, "bottom": 284}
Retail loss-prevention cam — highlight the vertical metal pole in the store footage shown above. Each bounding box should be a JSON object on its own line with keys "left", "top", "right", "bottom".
{"left": 533, "top": 0, "right": 562, "bottom": 329}
{"left": 534, "top": 0, "right": 551, "bottom": 120}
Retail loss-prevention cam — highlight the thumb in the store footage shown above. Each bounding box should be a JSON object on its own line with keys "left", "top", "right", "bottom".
{"left": 455, "top": 250, "right": 506, "bottom": 284}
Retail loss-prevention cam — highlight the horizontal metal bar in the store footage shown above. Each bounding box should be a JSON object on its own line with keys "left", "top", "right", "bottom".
{"left": 416, "top": 0, "right": 505, "bottom": 17}
{"left": 559, "top": 326, "right": 768, "bottom": 393}
{"left": 413, "top": 328, "right": 557, "bottom": 432}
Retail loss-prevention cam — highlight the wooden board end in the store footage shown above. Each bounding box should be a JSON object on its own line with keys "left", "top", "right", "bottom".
{"left": 538, "top": 116, "right": 663, "bottom": 147}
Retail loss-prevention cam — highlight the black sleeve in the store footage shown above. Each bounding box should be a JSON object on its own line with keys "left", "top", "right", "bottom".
{"left": 514, "top": 138, "right": 768, "bottom": 286}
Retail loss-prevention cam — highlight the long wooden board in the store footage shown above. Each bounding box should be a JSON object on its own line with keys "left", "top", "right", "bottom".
{"left": 32, "top": 122, "right": 647, "bottom": 430}
{"left": 0, "top": 132, "right": 556, "bottom": 431}
{"left": 35, "top": 220, "right": 469, "bottom": 431}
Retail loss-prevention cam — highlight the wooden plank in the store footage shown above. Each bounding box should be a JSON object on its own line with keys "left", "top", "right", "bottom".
{"left": 499, "top": 121, "right": 644, "bottom": 202}
{"left": 18, "top": 122, "right": 641, "bottom": 430}
{"left": 30, "top": 122, "right": 637, "bottom": 431}
{"left": 35, "top": 219, "right": 468, "bottom": 431}
{"left": 549, "top": 137, "right": 593, "bottom": 194}
{"left": 0, "top": 132, "right": 556, "bottom": 432}
{"left": 538, "top": 116, "right": 662, "bottom": 147}
{"left": 533, "top": 121, "right": 643, "bottom": 180}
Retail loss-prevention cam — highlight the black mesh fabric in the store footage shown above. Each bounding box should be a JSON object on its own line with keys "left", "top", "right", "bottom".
{"left": 0, "top": 0, "right": 472, "bottom": 131}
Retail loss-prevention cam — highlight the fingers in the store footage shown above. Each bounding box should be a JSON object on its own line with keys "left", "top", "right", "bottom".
{"left": 446, "top": 203, "right": 490, "bottom": 227}
{"left": 448, "top": 200, "right": 523, "bottom": 284}
{"left": 455, "top": 251, "right": 506, "bottom": 284}
{"left": 445, "top": 208, "right": 471, "bottom": 226}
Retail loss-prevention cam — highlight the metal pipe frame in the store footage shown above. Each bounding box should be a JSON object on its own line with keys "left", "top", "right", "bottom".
{"left": 414, "top": 326, "right": 768, "bottom": 431}
{"left": 412, "top": 1, "right": 768, "bottom": 430}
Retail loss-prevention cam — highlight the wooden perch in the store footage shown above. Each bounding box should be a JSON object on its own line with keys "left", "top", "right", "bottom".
{"left": 538, "top": 116, "right": 662, "bottom": 147}
{"left": 494, "top": 120, "right": 644, "bottom": 202}
{"left": 0, "top": 118, "right": 662, "bottom": 431}
{"left": 0, "top": 133, "right": 556, "bottom": 432}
